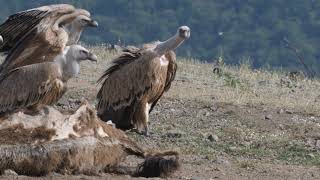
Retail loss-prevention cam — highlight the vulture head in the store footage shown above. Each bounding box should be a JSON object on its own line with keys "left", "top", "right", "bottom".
{"left": 65, "top": 11, "right": 98, "bottom": 45}
{"left": 75, "top": 15, "right": 98, "bottom": 27}
{"left": 56, "top": 45, "right": 97, "bottom": 82}
{"left": 178, "top": 26, "right": 191, "bottom": 39}
{"left": 68, "top": 45, "right": 98, "bottom": 62}
{"left": 154, "top": 25, "right": 191, "bottom": 56}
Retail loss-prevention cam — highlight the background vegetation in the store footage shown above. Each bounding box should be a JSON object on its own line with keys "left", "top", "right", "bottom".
{"left": 1, "top": 0, "right": 320, "bottom": 73}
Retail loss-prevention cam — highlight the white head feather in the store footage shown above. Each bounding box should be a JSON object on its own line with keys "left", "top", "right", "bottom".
{"left": 54, "top": 45, "right": 97, "bottom": 81}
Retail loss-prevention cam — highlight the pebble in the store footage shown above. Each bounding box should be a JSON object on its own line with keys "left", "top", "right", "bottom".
{"left": 278, "top": 109, "right": 285, "bottom": 114}
{"left": 307, "top": 153, "right": 315, "bottom": 159}
{"left": 278, "top": 124, "right": 285, "bottom": 130}
{"left": 208, "top": 134, "right": 219, "bottom": 142}
{"left": 166, "top": 130, "right": 186, "bottom": 138}
{"left": 285, "top": 109, "right": 294, "bottom": 114}
{"left": 316, "top": 140, "right": 320, "bottom": 149}
{"left": 265, "top": 114, "right": 272, "bottom": 120}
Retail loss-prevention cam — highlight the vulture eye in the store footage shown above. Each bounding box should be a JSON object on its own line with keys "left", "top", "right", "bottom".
{"left": 80, "top": 50, "right": 88, "bottom": 55}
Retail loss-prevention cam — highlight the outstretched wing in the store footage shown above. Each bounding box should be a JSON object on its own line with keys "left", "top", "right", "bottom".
{"left": 0, "top": 5, "right": 89, "bottom": 73}
{"left": 0, "top": 4, "right": 75, "bottom": 53}
{"left": 0, "top": 63, "right": 64, "bottom": 113}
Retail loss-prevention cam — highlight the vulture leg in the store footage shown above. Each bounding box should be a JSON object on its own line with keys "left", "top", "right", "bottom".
{"left": 133, "top": 100, "right": 150, "bottom": 136}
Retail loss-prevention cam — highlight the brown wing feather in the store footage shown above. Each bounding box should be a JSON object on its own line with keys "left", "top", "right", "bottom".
{"left": 149, "top": 51, "right": 177, "bottom": 113}
{"left": 0, "top": 4, "right": 77, "bottom": 73}
{"left": 97, "top": 48, "right": 159, "bottom": 114}
{"left": 0, "top": 63, "right": 64, "bottom": 113}
{"left": 0, "top": 9, "right": 49, "bottom": 52}
{"left": 0, "top": 29, "right": 52, "bottom": 73}
{"left": 0, "top": 4, "right": 75, "bottom": 53}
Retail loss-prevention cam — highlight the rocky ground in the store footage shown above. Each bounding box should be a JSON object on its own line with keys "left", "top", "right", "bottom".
{"left": 2, "top": 48, "right": 320, "bottom": 179}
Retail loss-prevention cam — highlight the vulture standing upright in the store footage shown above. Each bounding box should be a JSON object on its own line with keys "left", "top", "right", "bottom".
{"left": 0, "top": 4, "right": 98, "bottom": 74}
{"left": 0, "top": 45, "right": 97, "bottom": 116}
{"left": 97, "top": 26, "right": 191, "bottom": 135}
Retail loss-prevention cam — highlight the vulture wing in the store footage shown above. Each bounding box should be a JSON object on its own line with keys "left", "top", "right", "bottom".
{"left": 0, "top": 4, "right": 75, "bottom": 52}
{"left": 149, "top": 51, "right": 177, "bottom": 113}
{"left": 0, "top": 5, "right": 89, "bottom": 73}
{"left": 0, "top": 63, "right": 65, "bottom": 113}
{"left": 97, "top": 48, "right": 160, "bottom": 114}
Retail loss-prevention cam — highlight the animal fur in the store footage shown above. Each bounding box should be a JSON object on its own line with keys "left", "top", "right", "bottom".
{"left": 0, "top": 102, "right": 180, "bottom": 178}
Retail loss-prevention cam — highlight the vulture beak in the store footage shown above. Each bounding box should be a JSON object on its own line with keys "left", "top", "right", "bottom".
{"left": 0, "top": 35, "right": 3, "bottom": 45}
{"left": 87, "top": 52, "right": 98, "bottom": 62}
{"left": 88, "top": 20, "right": 98, "bottom": 27}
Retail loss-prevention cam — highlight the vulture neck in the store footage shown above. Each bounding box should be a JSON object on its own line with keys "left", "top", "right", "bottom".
{"left": 154, "top": 33, "right": 185, "bottom": 56}
{"left": 54, "top": 47, "right": 80, "bottom": 82}
{"left": 67, "top": 22, "right": 83, "bottom": 45}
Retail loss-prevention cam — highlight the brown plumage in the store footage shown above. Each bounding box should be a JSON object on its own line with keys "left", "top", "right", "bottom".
{"left": 0, "top": 4, "right": 97, "bottom": 74}
{"left": 97, "top": 26, "right": 190, "bottom": 135}
{"left": 0, "top": 63, "right": 65, "bottom": 114}
{"left": 0, "top": 45, "right": 97, "bottom": 116}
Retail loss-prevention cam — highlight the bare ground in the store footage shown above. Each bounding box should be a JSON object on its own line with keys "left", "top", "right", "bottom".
{"left": 2, "top": 48, "right": 320, "bottom": 179}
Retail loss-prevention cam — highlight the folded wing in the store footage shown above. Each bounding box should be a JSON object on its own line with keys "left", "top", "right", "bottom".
{"left": 0, "top": 63, "right": 65, "bottom": 113}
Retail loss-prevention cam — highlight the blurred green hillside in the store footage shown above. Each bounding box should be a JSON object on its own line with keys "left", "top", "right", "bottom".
{"left": 0, "top": 0, "right": 320, "bottom": 73}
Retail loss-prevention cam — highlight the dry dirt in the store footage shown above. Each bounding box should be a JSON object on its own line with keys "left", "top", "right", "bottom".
{"left": 2, "top": 48, "right": 320, "bottom": 179}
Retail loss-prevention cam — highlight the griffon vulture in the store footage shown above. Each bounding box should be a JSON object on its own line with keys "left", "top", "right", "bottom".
{"left": 97, "top": 26, "right": 191, "bottom": 135}
{"left": 0, "top": 4, "right": 97, "bottom": 73}
{"left": 0, "top": 45, "right": 97, "bottom": 115}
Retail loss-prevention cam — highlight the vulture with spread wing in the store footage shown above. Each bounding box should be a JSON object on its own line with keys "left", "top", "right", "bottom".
{"left": 97, "top": 26, "right": 191, "bottom": 135}
{"left": 0, "top": 4, "right": 98, "bottom": 73}
{"left": 0, "top": 45, "right": 97, "bottom": 116}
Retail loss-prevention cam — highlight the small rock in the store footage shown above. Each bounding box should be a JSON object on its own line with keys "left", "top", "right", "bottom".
{"left": 215, "top": 156, "right": 231, "bottom": 166}
{"left": 278, "top": 124, "right": 285, "bottom": 130}
{"left": 307, "top": 153, "right": 315, "bottom": 159}
{"left": 306, "top": 138, "right": 315, "bottom": 148}
{"left": 229, "top": 146, "right": 237, "bottom": 151}
{"left": 210, "top": 106, "right": 218, "bottom": 111}
{"left": 285, "top": 109, "right": 293, "bottom": 114}
{"left": 278, "top": 109, "right": 285, "bottom": 114}
{"left": 316, "top": 140, "right": 320, "bottom": 149}
{"left": 166, "top": 130, "right": 186, "bottom": 138}
{"left": 265, "top": 114, "right": 272, "bottom": 120}
{"left": 241, "top": 141, "right": 251, "bottom": 147}
{"left": 3, "top": 169, "right": 18, "bottom": 176}
{"left": 208, "top": 134, "right": 219, "bottom": 142}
